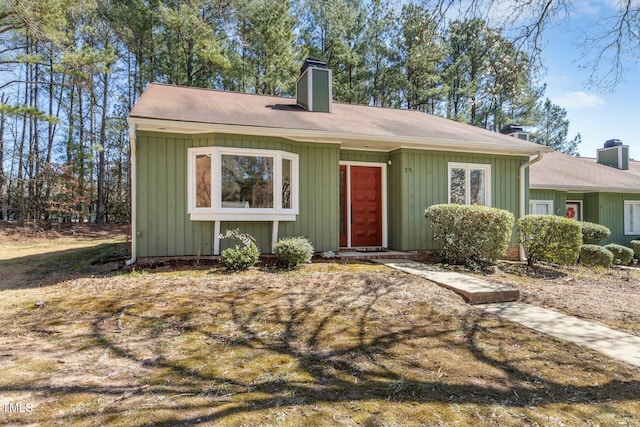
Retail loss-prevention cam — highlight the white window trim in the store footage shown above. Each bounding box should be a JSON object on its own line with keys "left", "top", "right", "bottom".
{"left": 624, "top": 200, "right": 640, "bottom": 235}
{"left": 566, "top": 200, "right": 582, "bottom": 221}
{"left": 188, "top": 146, "right": 299, "bottom": 221}
{"left": 529, "top": 200, "right": 554, "bottom": 215}
{"left": 447, "top": 162, "right": 492, "bottom": 206}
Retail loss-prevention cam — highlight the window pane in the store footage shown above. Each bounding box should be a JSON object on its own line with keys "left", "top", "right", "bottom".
{"left": 282, "top": 158, "right": 292, "bottom": 209}
{"left": 533, "top": 203, "right": 549, "bottom": 215}
{"left": 629, "top": 203, "right": 640, "bottom": 234}
{"left": 195, "top": 154, "right": 211, "bottom": 208}
{"left": 469, "top": 169, "right": 485, "bottom": 205}
{"left": 450, "top": 168, "right": 466, "bottom": 204}
{"left": 221, "top": 155, "right": 274, "bottom": 208}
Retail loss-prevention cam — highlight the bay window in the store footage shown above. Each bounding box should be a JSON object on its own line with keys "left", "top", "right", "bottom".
{"left": 188, "top": 147, "right": 298, "bottom": 221}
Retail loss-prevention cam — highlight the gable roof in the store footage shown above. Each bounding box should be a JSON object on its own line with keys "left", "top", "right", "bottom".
{"left": 530, "top": 150, "right": 640, "bottom": 193}
{"left": 128, "top": 83, "right": 551, "bottom": 156}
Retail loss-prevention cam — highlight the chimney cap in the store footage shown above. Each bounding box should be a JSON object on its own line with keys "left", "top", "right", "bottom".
{"left": 301, "top": 56, "right": 329, "bottom": 74}
{"left": 604, "top": 138, "right": 623, "bottom": 148}
{"left": 500, "top": 123, "right": 524, "bottom": 135}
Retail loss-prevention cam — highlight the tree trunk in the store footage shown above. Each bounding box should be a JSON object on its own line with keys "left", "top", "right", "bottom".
{"left": 96, "top": 70, "right": 109, "bottom": 224}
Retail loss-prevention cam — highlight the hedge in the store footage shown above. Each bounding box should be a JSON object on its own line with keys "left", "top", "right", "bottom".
{"left": 517, "top": 215, "right": 582, "bottom": 267}
{"left": 604, "top": 243, "right": 634, "bottom": 265}
{"left": 630, "top": 240, "right": 640, "bottom": 259}
{"left": 579, "top": 244, "right": 613, "bottom": 268}
{"left": 580, "top": 221, "right": 611, "bottom": 244}
{"left": 425, "top": 204, "right": 514, "bottom": 269}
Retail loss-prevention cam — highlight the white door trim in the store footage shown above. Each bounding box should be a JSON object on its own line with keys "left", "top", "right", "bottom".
{"left": 339, "top": 161, "right": 388, "bottom": 248}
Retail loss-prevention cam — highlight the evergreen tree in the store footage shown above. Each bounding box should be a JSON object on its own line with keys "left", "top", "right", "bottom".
{"left": 393, "top": 4, "right": 445, "bottom": 113}
{"left": 530, "top": 98, "right": 580, "bottom": 155}
{"left": 233, "top": 0, "right": 298, "bottom": 96}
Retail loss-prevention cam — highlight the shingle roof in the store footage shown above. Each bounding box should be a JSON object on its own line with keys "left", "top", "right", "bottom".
{"left": 529, "top": 150, "right": 640, "bottom": 193}
{"left": 128, "top": 83, "right": 551, "bottom": 156}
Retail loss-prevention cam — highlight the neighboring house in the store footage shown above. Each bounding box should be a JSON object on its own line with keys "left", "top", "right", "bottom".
{"left": 127, "top": 58, "right": 550, "bottom": 262}
{"left": 529, "top": 143, "right": 640, "bottom": 246}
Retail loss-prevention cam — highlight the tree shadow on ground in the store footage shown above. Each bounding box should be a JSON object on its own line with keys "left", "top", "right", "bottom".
{"left": 2, "top": 272, "right": 639, "bottom": 425}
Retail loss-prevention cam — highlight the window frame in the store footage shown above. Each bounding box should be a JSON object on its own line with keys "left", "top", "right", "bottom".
{"left": 624, "top": 200, "right": 640, "bottom": 235}
{"left": 188, "top": 146, "right": 299, "bottom": 221}
{"left": 565, "top": 200, "right": 582, "bottom": 221}
{"left": 529, "top": 200, "right": 554, "bottom": 215}
{"left": 447, "top": 162, "right": 492, "bottom": 206}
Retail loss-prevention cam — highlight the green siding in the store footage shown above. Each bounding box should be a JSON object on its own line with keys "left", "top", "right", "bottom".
{"left": 530, "top": 189, "right": 640, "bottom": 246}
{"left": 597, "top": 146, "right": 628, "bottom": 169}
{"left": 137, "top": 131, "right": 532, "bottom": 256}
{"left": 135, "top": 132, "right": 339, "bottom": 257}
{"left": 388, "top": 151, "right": 404, "bottom": 249}
{"left": 582, "top": 193, "right": 600, "bottom": 224}
{"left": 340, "top": 150, "right": 389, "bottom": 163}
{"left": 390, "top": 149, "right": 528, "bottom": 250}
{"left": 597, "top": 148, "right": 618, "bottom": 168}
{"left": 296, "top": 73, "right": 308, "bottom": 110}
{"left": 529, "top": 189, "right": 566, "bottom": 216}
{"left": 592, "top": 193, "right": 640, "bottom": 246}
{"left": 311, "top": 68, "right": 330, "bottom": 112}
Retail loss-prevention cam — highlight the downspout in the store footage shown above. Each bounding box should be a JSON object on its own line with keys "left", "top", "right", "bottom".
{"left": 125, "top": 123, "right": 137, "bottom": 266}
{"left": 518, "top": 151, "right": 544, "bottom": 261}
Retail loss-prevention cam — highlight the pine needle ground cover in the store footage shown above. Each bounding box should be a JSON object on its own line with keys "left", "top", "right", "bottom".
{"left": 0, "top": 231, "right": 639, "bottom": 426}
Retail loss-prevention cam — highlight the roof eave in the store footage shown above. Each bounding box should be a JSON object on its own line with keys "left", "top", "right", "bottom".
{"left": 128, "top": 117, "right": 549, "bottom": 156}
{"left": 531, "top": 184, "right": 640, "bottom": 194}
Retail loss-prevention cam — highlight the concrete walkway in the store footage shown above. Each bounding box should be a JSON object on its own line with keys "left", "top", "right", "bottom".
{"left": 376, "top": 258, "right": 640, "bottom": 368}
{"left": 482, "top": 302, "right": 640, "bottom": 368}
{"left": 375, "top": 259, "right": 519, "bottom": 304}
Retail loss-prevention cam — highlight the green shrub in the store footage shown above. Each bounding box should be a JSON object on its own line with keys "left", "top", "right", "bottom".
{"left": 604, "top": 243, "right": 634, "bottom": 265}
{"left": 425, "top": 204, "right": 514, "bottom": 269}
{"left": 274, "top": 236, "right": 314, "bottom": 269}
{"left": 579, "top": 244, "right": 613, "bottom": 268}
{"left": 517, "top": 215, "right": 582, "bottom": 267}
{"left": 219, "top": 229, "right": 260, "bottom": 271}
{"left": 580, "top": 221, "right": 611, "bottom": 244}
{"left": 630, "top": 240, "right": 640, "bottom": 258}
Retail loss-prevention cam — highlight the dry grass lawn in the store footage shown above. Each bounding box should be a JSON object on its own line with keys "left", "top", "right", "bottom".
{"left": 1, "top": 226, "right": 639, "bottom": 426}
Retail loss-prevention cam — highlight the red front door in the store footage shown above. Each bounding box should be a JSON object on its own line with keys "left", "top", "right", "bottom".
{"left": 349, "top": 166, "right": 382, "bottom": 247}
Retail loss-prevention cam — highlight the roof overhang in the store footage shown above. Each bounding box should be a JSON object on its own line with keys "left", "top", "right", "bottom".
{"left": 128, "top": 117, "right": 550, "bottom": 156}
{"left": 531, "top": 184, "right": 640, "bottom": 194}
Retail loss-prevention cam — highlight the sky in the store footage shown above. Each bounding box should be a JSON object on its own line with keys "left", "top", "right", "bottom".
{"left": 539, "top": 1, "right": 640, "bottom": 160}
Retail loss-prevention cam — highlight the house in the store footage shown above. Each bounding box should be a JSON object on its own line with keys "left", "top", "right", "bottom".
{"left": 126, "top": 58, "right": 551, "bottom": 263}
{"left": 528, "top": 142, "right": 640, "bottom": 246}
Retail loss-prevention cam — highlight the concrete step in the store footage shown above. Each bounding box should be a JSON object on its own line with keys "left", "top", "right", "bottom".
{"left": 374, "top": 259, "right": 519, "bottom": 304}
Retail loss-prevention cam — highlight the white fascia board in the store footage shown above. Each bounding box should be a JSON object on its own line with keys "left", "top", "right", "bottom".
{"left": 128, "top": 117, "right": 551, "bottom": 156}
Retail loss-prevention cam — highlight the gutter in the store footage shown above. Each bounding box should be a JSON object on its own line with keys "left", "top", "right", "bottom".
{"left": 125, "top": 124, "right": 137, "bottom": 266}
{"left": 519, "top": 152, "right": 544, "bottom": 261}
